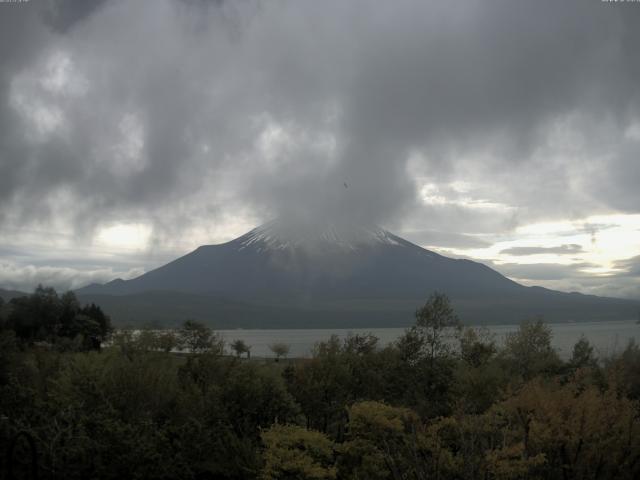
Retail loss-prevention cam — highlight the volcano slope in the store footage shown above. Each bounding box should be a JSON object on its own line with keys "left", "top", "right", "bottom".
{"left": 77, "top": 221, "right": 640, "bottom": 328}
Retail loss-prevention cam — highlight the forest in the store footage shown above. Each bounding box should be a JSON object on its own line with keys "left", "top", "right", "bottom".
{"left": 1, "top": 287, "right": 640, "bottom": 479}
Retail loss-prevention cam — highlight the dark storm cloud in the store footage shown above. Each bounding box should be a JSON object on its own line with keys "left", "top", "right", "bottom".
{"left": 42, "top": 0, "right": 109, "bottom": 32}
{"left": 2, "top": 0, "right": 640, "bottom": 282}
{"left": 500, "top": 244, "right": 584, "bottom": 256}
{"left": 0, "top": 4, "right": 48, "bottom": 205}
{"left": 612, "top": 256, "right": 640, "bottom": 278}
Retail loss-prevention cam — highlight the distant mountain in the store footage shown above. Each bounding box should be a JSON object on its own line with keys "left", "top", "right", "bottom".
{"left": 76, "top": 220, "right": 640, "bottom": 327}
{"left": 0, "top": 288, "right": 28, "bottom": 302}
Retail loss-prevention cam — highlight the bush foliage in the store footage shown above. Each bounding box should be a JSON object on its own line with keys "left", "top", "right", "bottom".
{"left": 1, "top": 289, "right": 640, "bottom": 479}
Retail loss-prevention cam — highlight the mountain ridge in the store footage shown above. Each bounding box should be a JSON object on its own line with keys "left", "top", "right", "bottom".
{"left": 0, "top": 288, "right": 28, "bottom": 302}
{"left": 74, "top": 221, "right": 640, "bottom": 327}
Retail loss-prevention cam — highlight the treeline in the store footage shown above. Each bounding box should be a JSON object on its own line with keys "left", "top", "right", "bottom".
{"left": 0, "top": 285, "right": 111, "bottom": 351}
{"left": 1, "top": 291, "right": 640, "bottom": 479}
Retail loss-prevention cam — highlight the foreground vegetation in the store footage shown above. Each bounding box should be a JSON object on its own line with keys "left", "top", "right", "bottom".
{"left": 1, "top": 288, "right": 640, "bottom": 479}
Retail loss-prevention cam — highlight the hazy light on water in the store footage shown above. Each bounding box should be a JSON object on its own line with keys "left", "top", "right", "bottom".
{"left": 217, "top": 319, "right": 640, "bottom": 360}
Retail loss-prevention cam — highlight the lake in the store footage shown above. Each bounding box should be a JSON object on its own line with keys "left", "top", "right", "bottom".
{"left": 218, "top": 320, "right": 640, "bottom": 359}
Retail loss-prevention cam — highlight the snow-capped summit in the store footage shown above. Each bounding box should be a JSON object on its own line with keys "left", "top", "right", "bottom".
{"left": 235, "top": 219, "right": 401, "bottom": 252}
{"left": 76, "top": 220, "right": 640, "bottom": 327}
{"left": 77, "top": 218, "right": 508, "bottom": 299}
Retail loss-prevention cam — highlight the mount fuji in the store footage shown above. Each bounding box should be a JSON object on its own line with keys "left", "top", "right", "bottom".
{"left": 76, "top": 220, "right": 639, "bottom": 328}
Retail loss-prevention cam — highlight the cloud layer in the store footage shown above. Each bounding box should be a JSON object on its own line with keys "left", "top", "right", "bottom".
{"left": 1, "top": 0, "right": 640, "bottom": 296}
{"left": 500, "top": 245, "right": 584, "bottom": 256}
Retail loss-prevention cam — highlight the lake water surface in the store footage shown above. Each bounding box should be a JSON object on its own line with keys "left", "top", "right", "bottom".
{"left": 218, "top": 320, "right": 640, "bottom": 359}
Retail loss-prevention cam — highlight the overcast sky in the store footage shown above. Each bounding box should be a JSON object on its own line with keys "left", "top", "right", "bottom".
{"left": 1, "top": 0, "right": 640, "bottom": 299}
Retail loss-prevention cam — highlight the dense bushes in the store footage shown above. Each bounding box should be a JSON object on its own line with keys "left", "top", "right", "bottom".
{"left": 1, "top": 291, "right": 640, "bottom": 479}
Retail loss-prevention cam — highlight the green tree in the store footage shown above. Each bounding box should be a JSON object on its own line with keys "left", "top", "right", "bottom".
{"left": 68, "top": 314, "right": 103, "bottom": 350}
{"left": 220, "top": 362, "right": 300, "bottom": 435}
{"left": 386, "top": 294, "right": 461, "bottom": 417}
{"left": 133, "top": 327, "right": 160, "bottom": 352}
{"left": 78, "top": 302, "right": 112, "bottom": 344}
{"left": 287, "top": 335, "right": 353, "bottom": 434}
{"left": 0, "top": 328, "right": 18, "bottom": 385}
{"left": 155, "top": 330, "right": 178, "bottom": 353}
{"left": 569, "top": 335, "right": 598, "bottom": 370}
{"left": 110, "top": 329, "right": 137, "bottom": 357}
{"left": 414, "top": 292, "right": 461, "bottom": 364}
{"left": 459, "top": 326, "right": 496, "bottom": 368}
{"left": 0, "top": 295, "right": 6, "bottom": 331}
{"left": 178, "top": 319, "right": 223, "bottom": 354}
{"left": 269, "top": 342, "right": 291, "bottom": 362}
{"left": 230, "top": 338, "right": 251, "bottom": 358}
{"left": 395, "top": 326, "right": 425, "bottom": 365}
{"left": 606, "top": 339, "right": 640, "bottom": 400}
{"left": 339, "top": 401, "right": 420, "bottom": 480}
{"left": 8, "top": 285, "right": 61, "bottom": 342}
{"left": 342, "top": 333, "right": 378, "bottom": 356}
{"left": 5, "top": 288, "right": 110, "bottom": 350}
{"left": 502, "top": 318, "right": 561, "bottom": 380}
{"left": 58, "top": 290, "right": 80, "bottom": 337}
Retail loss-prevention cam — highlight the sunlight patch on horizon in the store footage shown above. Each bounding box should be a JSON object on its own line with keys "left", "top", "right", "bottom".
{"left": 94, "top": 223, "right": 152, "bottom": 251}
{"left": 440, "top": 213, "right": 640, "bottom": 275}
{"left": 418, "top": 182, "right": 515, "bottom": 212}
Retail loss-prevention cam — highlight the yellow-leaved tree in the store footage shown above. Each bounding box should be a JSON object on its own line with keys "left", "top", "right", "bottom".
{"left": 260, "top": 424, "right": 336, "bottom": 480}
